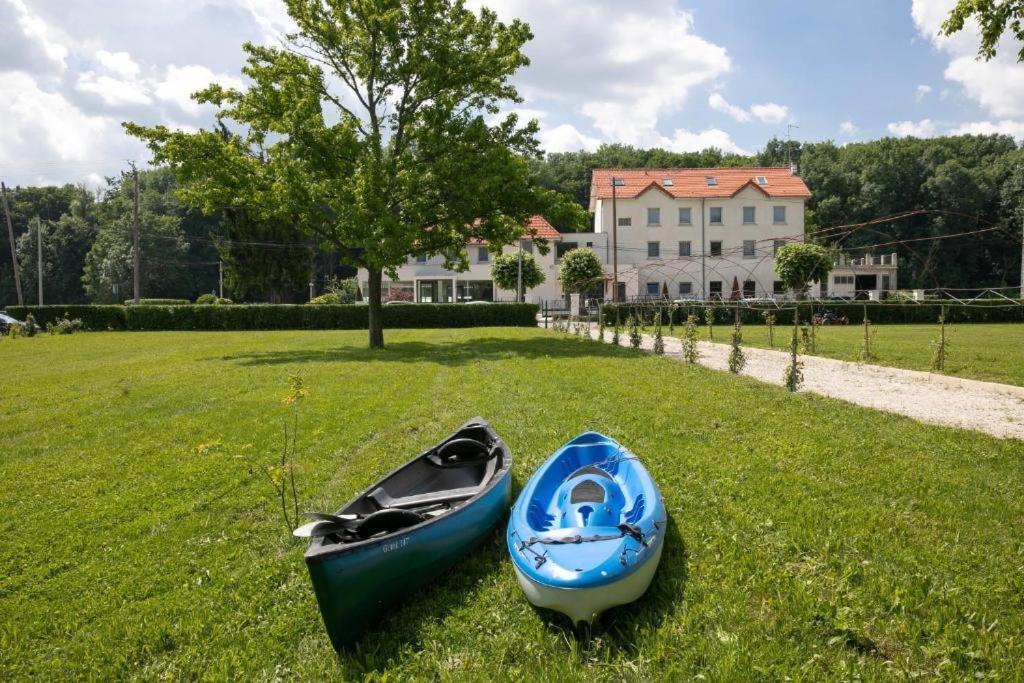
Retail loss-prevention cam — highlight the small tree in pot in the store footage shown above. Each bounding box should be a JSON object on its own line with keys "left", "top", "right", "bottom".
{"left": 491, "top": 251, "right": 545, "bottom": 301}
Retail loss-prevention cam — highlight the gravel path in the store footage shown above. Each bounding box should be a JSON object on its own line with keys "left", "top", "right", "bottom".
{"left": 584, "top": 324, "right": 1024, "bottom": 441}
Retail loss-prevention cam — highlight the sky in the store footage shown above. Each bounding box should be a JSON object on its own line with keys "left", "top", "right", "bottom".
{"left": 1, "top": 0, "right": 1023, "bottom": 188}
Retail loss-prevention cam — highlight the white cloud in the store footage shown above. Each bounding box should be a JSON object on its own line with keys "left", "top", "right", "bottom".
{"left": 915, "top": 84, "right": 932, "bottom": 101}
{"left": 0, "top": 71, "right": 140, "bottom": 165}
{"left": 154, "top": 64, "right": 243, "bottom": 114}
{"left": 839, "top": 120, "right": 858, "bottom": 136}
{"left": 949, "top": 119, "right": 1024, "bottom": 140}
{"left": 749, "top": 102, "right": 790, "bottom": 124}
{"left": 96, "top": 50, "right": 141, "bottom": 80}
{"left": 538, "top": 123, "right": 602, "bottom": 153}
{"left": 709, "top": 94, "right": 790, "bottom": 125}
{"left": 76, "top": 73, "right": 152, "bottom": 106}
{"left": 9, "top": 0, "right": 69, "bottom": 70}
{"left": 666, "top": 127, "right": 749, "bottom": 155}
{"left": 887, "top": 119, "right": 937, "bottom": 137}
{"left": 475, "top": 0, "right": 732, "bottom": 148}
{"left": 911, "top": 0, "right": 1024, "bottom": 117}
{"left": 708, "top": 93, "right": 751, "bottom": 122}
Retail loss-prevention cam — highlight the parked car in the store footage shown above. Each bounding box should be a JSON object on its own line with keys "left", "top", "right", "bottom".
{"left": 384, "top": 300, "right": 414, "bottom": 305}
{"left": 0, "top": 312, "right": 24, "bottom": 334}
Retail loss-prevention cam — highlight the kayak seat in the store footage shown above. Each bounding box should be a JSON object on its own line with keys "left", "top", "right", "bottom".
{"left": 368, "top": 458, "right": 496, "bottom": 511}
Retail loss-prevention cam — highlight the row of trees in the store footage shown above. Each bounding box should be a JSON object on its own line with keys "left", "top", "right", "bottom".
{"left": 0, "top": 169, "right": 331, "bottom": 307}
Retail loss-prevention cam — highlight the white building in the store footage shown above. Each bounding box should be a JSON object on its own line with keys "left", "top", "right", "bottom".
{"left": 358, "top": 167, "right": 898, "bottom": 304}
{"left": 357, "top": 216, "right": 591, "bottom": 304}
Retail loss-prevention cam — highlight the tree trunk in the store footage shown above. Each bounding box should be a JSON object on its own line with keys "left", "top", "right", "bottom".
{"left": 367, "top": 267, "right": 384, "bottom": 349}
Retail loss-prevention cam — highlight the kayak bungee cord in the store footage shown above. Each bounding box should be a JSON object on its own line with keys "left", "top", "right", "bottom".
{"left": 511, "top": 520, "right": 665, "bottom": 569}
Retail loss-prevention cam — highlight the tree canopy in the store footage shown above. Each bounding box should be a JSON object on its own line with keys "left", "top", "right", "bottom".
{"left": 559, "top": 247, "right": 603, "bottom": 293}
{"left": 127, "top": 0, "right": 584, "bottom": 348}
{"left": 491, "top": 250, "right": 544, "bottom": 296}
{"left": 774, "top": 243, "right": 832, "bottom": 297}
{"left": 941, "top": 0, "right": 1024, "bottom": 62}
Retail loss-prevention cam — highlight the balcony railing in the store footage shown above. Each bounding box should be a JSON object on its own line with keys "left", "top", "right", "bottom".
{"left": 836, "top": 252, "right": 898, "bottom": 267}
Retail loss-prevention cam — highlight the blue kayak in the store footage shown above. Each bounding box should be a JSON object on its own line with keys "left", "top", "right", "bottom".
{"left": 507, "top": 431, "right": 666, "bottom": 628}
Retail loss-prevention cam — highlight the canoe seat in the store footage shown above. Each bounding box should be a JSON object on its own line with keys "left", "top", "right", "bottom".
{"left": 368, "top": 458, "right": 496, "bottom": 511}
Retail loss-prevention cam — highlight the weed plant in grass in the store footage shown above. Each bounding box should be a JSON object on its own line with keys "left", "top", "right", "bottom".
{"left": 1, "top": 328, "right": 1023, "bottom": 679}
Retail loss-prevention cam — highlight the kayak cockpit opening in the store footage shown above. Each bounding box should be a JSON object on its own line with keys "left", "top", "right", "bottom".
{"left": 299, "top": 426, "right": 506, "bottom": 547}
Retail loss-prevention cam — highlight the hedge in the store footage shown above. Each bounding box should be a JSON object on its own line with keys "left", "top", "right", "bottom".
{"left": 6, "top": 303, "right": 539, "bottom": 331}
{"left": 600, "top": 301, "right": 1024, "bottom": 325}
{"left": 124, "top": 298, "right": 191, "bottom": 306}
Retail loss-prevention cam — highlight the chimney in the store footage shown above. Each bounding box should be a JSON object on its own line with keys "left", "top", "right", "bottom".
{"left": 789, "top": 162, "right": 799, "bottom": 176}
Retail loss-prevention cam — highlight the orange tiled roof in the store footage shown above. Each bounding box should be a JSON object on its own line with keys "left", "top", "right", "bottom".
{"left": 589, "top": 167, "right": 811, "bottom": 205}
{"left": 524, "top": 215, "right": 561, "bottom": 240}
{"left": 468, "top": 215, "right": 561, "bottom": 244}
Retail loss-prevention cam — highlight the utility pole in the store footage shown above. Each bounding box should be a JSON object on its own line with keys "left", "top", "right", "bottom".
{"left": 36, "top": 217, "right": 43, "bottom": 305}
{"left": 1, "top": 182, "right": 23, "bottom": 306}
{"left": 611, "top": 177, "right": 620, "bottom": 302}
{"left": 1019, "top": 212, "right": 1023, "bottom": 300}
{"left": 516, "top": 238, "right": 523, "bottom": 302}
{"left": 131, "top": 163, "right": 141, "bottom": 304}
{"left": 218, "top": 261, "right": 224, "bottom": 299}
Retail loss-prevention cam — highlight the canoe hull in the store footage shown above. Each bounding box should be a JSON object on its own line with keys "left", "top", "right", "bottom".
{"left": 303, "top": 418, "right": 512, "bottom": 650}
{"left": 306, "top": 475, "right": 510, "bottom": 649}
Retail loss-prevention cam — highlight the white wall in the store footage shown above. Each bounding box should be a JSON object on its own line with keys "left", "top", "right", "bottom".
{"left": 595, "top": 185, "right": 805, "bottom": 298}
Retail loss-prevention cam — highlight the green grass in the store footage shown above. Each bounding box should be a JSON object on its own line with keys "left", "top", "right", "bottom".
{"left": 2, "top": 328, "right": 1022, "bottom": 680}
{"left": 655, "top": 322, "right": 1024, "bottom": 387}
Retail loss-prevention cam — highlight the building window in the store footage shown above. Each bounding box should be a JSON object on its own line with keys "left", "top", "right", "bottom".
{"left": 710, "top": 241, "right": 722, "bottom": 256}
{"left": 646, "top": 282, "right": 660, "bottom": 296}
{"left": 647, "top": 207, "right": 661, "bottom": 225}
{"left": 618, "top": 216, "right": 632, "bottom": 227}
{"left": 743, "top": 280, "right": 756, "bottom": 298}
{"left": 647, "top": 241, "right": 660, "bottom": 258}
{"left": 456, "top": 280, "right": 494, "bottom": 303}
{"left": 477, "top": 246, "right": 489, "bottom": 263}
{"left": 415, "top": 254, "right": 428, "bottom": 264}
{"left": 773, "top": 280, "right": 785, "bottom": 295}
{"left": 773, "top": 239, "right": 785, "bottom": 256}
{"left": 834, "top": 275, "right": 854, "bottom": 285}
{"left": 678, "top": 240, "right": 691, "bottom": 257}
{"left": 678, "top": 282, "right": 693, "bottom": 296}
{"left": 555, "top": 242, "right": 577, "bottom": 261}
{"left": 709, "top": 281, "right": 723, "bottom": 299}
{"left": 743, "top": 240, "right": 756, "bottom": 259}
{"left": 709, "top": 207, "right": 723, "bottom": 224}
{"left": 742, "top": 206, "right": 756, "bottom": 224}
{"left": 678, "top": 207, "right": 692, "bottom": 225}
{"left": 522, "top": 240, "right": 534, "bottom": 254}
{"left": 773, "top": 206, "right": 787, "bottom": 224}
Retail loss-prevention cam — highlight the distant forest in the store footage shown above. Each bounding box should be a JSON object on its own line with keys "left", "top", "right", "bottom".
{"left": 2, "top": 134, "right": 1022, "bottom": 306}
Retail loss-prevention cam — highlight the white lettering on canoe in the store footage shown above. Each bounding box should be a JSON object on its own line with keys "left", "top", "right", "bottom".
{"left": 381, "top": 538, "right": 409, "bottom": 553}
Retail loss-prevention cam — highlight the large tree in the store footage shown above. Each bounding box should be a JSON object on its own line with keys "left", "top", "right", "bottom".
{"left": 128, "top": 0, "right": 581, "bottom": 348}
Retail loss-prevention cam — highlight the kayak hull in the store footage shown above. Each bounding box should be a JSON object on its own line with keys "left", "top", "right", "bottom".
{"left": 507, "top": 431, "right": 666, "bottom": 626}
{"left": 304, "top": 418, "right": 512, "bottom": 650}
{"left": 512, "top": 541, "right": 663, "bottom": 626}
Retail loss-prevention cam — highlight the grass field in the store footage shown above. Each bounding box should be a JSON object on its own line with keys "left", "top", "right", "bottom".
{"left": 2, "top": 328, "right": 1023, "bottom": 680}
{"left": 651, "top": 322, "right": 1024, "bottom": 387}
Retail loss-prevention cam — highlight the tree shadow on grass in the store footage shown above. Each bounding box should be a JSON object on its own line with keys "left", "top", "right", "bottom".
{"left": 217, "top": 336, "right": 639, "bottom": 367}
{"left": 536, "top": 516, "right": 688, "bottom": 656}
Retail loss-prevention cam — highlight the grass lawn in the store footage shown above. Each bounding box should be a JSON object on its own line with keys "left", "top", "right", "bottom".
{"left": 2, "top": 328, "right": 1022, "bottom": 680}
{"left": 653, "top": 322, "right": 1024, "bottom": 387}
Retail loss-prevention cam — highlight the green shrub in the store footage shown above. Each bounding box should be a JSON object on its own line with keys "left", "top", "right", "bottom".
{"left": 47, "top": 317, "right": 84, "bottom": 335}
{"left": 196, "top": 293, "right": 217, "bottom": 305}
{"left": 7, "top": 303, "right": 539, "bottom": 331}
{"left": 125, "top": 298, "right": 191, "bottom": 306}
{"left": 307, "top": 292, "right": 342, "bottom": 305}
